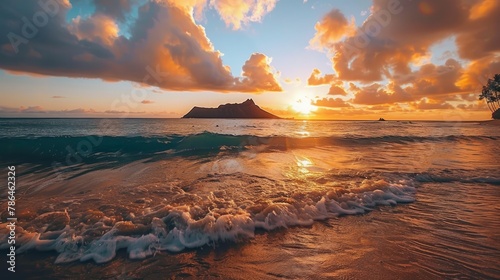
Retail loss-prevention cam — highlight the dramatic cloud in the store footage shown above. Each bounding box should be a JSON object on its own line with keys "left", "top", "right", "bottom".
{"left": 309, "top": 0, "right": 499, "bottom": 109}
{"left": 351, "top": 82, "right": 413, "bottom": 105}
{"left": 455, "top": 0, "right": 500, "bottom": 60}
{"left": 457, "top": 55, "right": 500, "bottom": 91}
{"left": 93, "top": 0, "right": 132, "bottom": 22}
{"left": 0, "top": 0, "right": 281, "bottom": 93}
{"left": 401, "top": 59, "right": 463, "bottom": 97}
{"left": 69, "top": 14, "right": 119, "bottom": 45}
{"left": 309, "top": 9, "right": 356, "bottom": 50}
{"left": 235, "top": 53, "right": 282, "bottom": 91}
{"left": 327, "top": 0, "right": 469, "bottom": 82}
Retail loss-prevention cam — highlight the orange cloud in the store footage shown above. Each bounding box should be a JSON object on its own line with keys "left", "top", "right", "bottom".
{"left": 411, "top": 99, "right": 454, "bottom": 110}
{"left": 308, "top": 69, "right": 347, "bottom": 95}
{"left": 457, "top": 102, "right": 487, "bottom": 111}
{"left": 351, "top": 82, "right": 413, "bottom": 105}
{"left": 309, "top": 9, "right": 356, "bottom": 50}
{"left": 314, "top": 0, "right": 469, "bottom": 82}
{"left": 457, "top": 55, "right": 500, "bottom": 91}
{"left": 401, "top": 59, "right": 463, "bottom": 97}
{"left": 307, "top": 68, "right": 336, "bottom": 85}
{"left": 313, "top": 97, "right": 352, "bottom": 108}
{"left": 309, "top": 0, "right": 499, "bottom": 114}
{"left": 236, "top": 53, "right": 282, "bottom": 92}
{"left": 0, "top": 1, "right": 282, "bottom": 93}
{"left": 469, "top": 0, "right": 497, "bottom": 20}
{"left": 69, "top": 14, "right": 119, "bottom": 45}
{"left": 165, "top": 0, "right": 207, "bottom": 21}
{"left": 210, "top": 0, "right": 278, "bottom": 30}
{"left": 456, "top": 0, "right": 500, "bottom": 60}
{"left": 327, "top": 84, "right": 347, "bottom": 96}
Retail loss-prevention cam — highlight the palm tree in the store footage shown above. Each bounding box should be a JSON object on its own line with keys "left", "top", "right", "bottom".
{"left": 479, "top": 74, "right": 500, "bottom": 119}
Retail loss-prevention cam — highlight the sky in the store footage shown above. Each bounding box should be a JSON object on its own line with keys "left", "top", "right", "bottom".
{"left": 0, "top": 0, "right": 499, "bottom": 120}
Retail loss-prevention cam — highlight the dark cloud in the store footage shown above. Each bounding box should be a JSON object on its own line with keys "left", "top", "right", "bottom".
{"left": 93, "top": 0, "right": 132, "bottom": 22}
{"left": 402, "top": 59, "right": 463, "bottom": 97}
{"left": 455, "top": 0, "right": 500, "bottom": 60}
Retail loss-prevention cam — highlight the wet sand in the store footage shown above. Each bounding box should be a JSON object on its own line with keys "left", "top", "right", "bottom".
{"left": 5, "top": 181, "right": 500, "bottom": 280}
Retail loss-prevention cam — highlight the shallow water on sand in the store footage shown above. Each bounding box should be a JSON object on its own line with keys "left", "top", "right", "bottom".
{"left": 0, "top": 119, "right": 499, "bottom": 279}
{"left": 9, "top": 180, "right": 500, "bottom": 279}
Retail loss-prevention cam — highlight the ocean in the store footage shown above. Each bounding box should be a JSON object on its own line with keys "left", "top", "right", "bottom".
{"left": 0, "top": 118, "right": 499, "bottom": 279}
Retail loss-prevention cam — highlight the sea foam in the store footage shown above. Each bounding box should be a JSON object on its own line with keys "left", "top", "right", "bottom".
{"left": 0, "top": 178, "right": 416, "bottom": 264}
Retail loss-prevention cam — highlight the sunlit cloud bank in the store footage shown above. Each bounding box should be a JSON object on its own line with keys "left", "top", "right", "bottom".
{"left": 0, "top": 0, "right": 281, "bottom": 93}
{"left": 306, "top": 0, "right": 500, "bottom": 118}
{"left": 0, "top": 0, "right": 498, "bottom": 119}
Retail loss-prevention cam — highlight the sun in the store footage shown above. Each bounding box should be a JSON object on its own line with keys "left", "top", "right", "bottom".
{"left": 292, "top": 99, "right": 316, "bottom": 115}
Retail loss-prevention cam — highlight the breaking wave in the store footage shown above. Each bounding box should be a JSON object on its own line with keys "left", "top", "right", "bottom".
{"left": 0, "top": 174, "right": 417, "bottom": 264}
{"left": 1, "top": 133, "right": 498, "bottom": 163}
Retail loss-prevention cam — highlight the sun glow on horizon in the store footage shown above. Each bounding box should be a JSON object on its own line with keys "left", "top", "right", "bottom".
{"left": 292, "top": 98, "right": 317, "bottom": 115}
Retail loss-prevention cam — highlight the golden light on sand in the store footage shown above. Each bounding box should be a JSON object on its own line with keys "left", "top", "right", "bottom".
{"left": 292, "top": 99, "right": 316, "bottom": 115}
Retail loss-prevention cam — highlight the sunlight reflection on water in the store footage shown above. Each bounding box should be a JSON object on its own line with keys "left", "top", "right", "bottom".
{"left": 296, "top": 156, "right": 313, "bottom": 174}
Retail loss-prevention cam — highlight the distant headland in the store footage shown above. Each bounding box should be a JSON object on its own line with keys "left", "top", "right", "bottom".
{"left": 182, "top": 99, "right": 281, "bottom": 119}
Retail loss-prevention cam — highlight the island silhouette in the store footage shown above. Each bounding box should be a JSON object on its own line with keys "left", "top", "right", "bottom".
{"left": 182, "top": 99, "right": 281, "bottom": 119}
